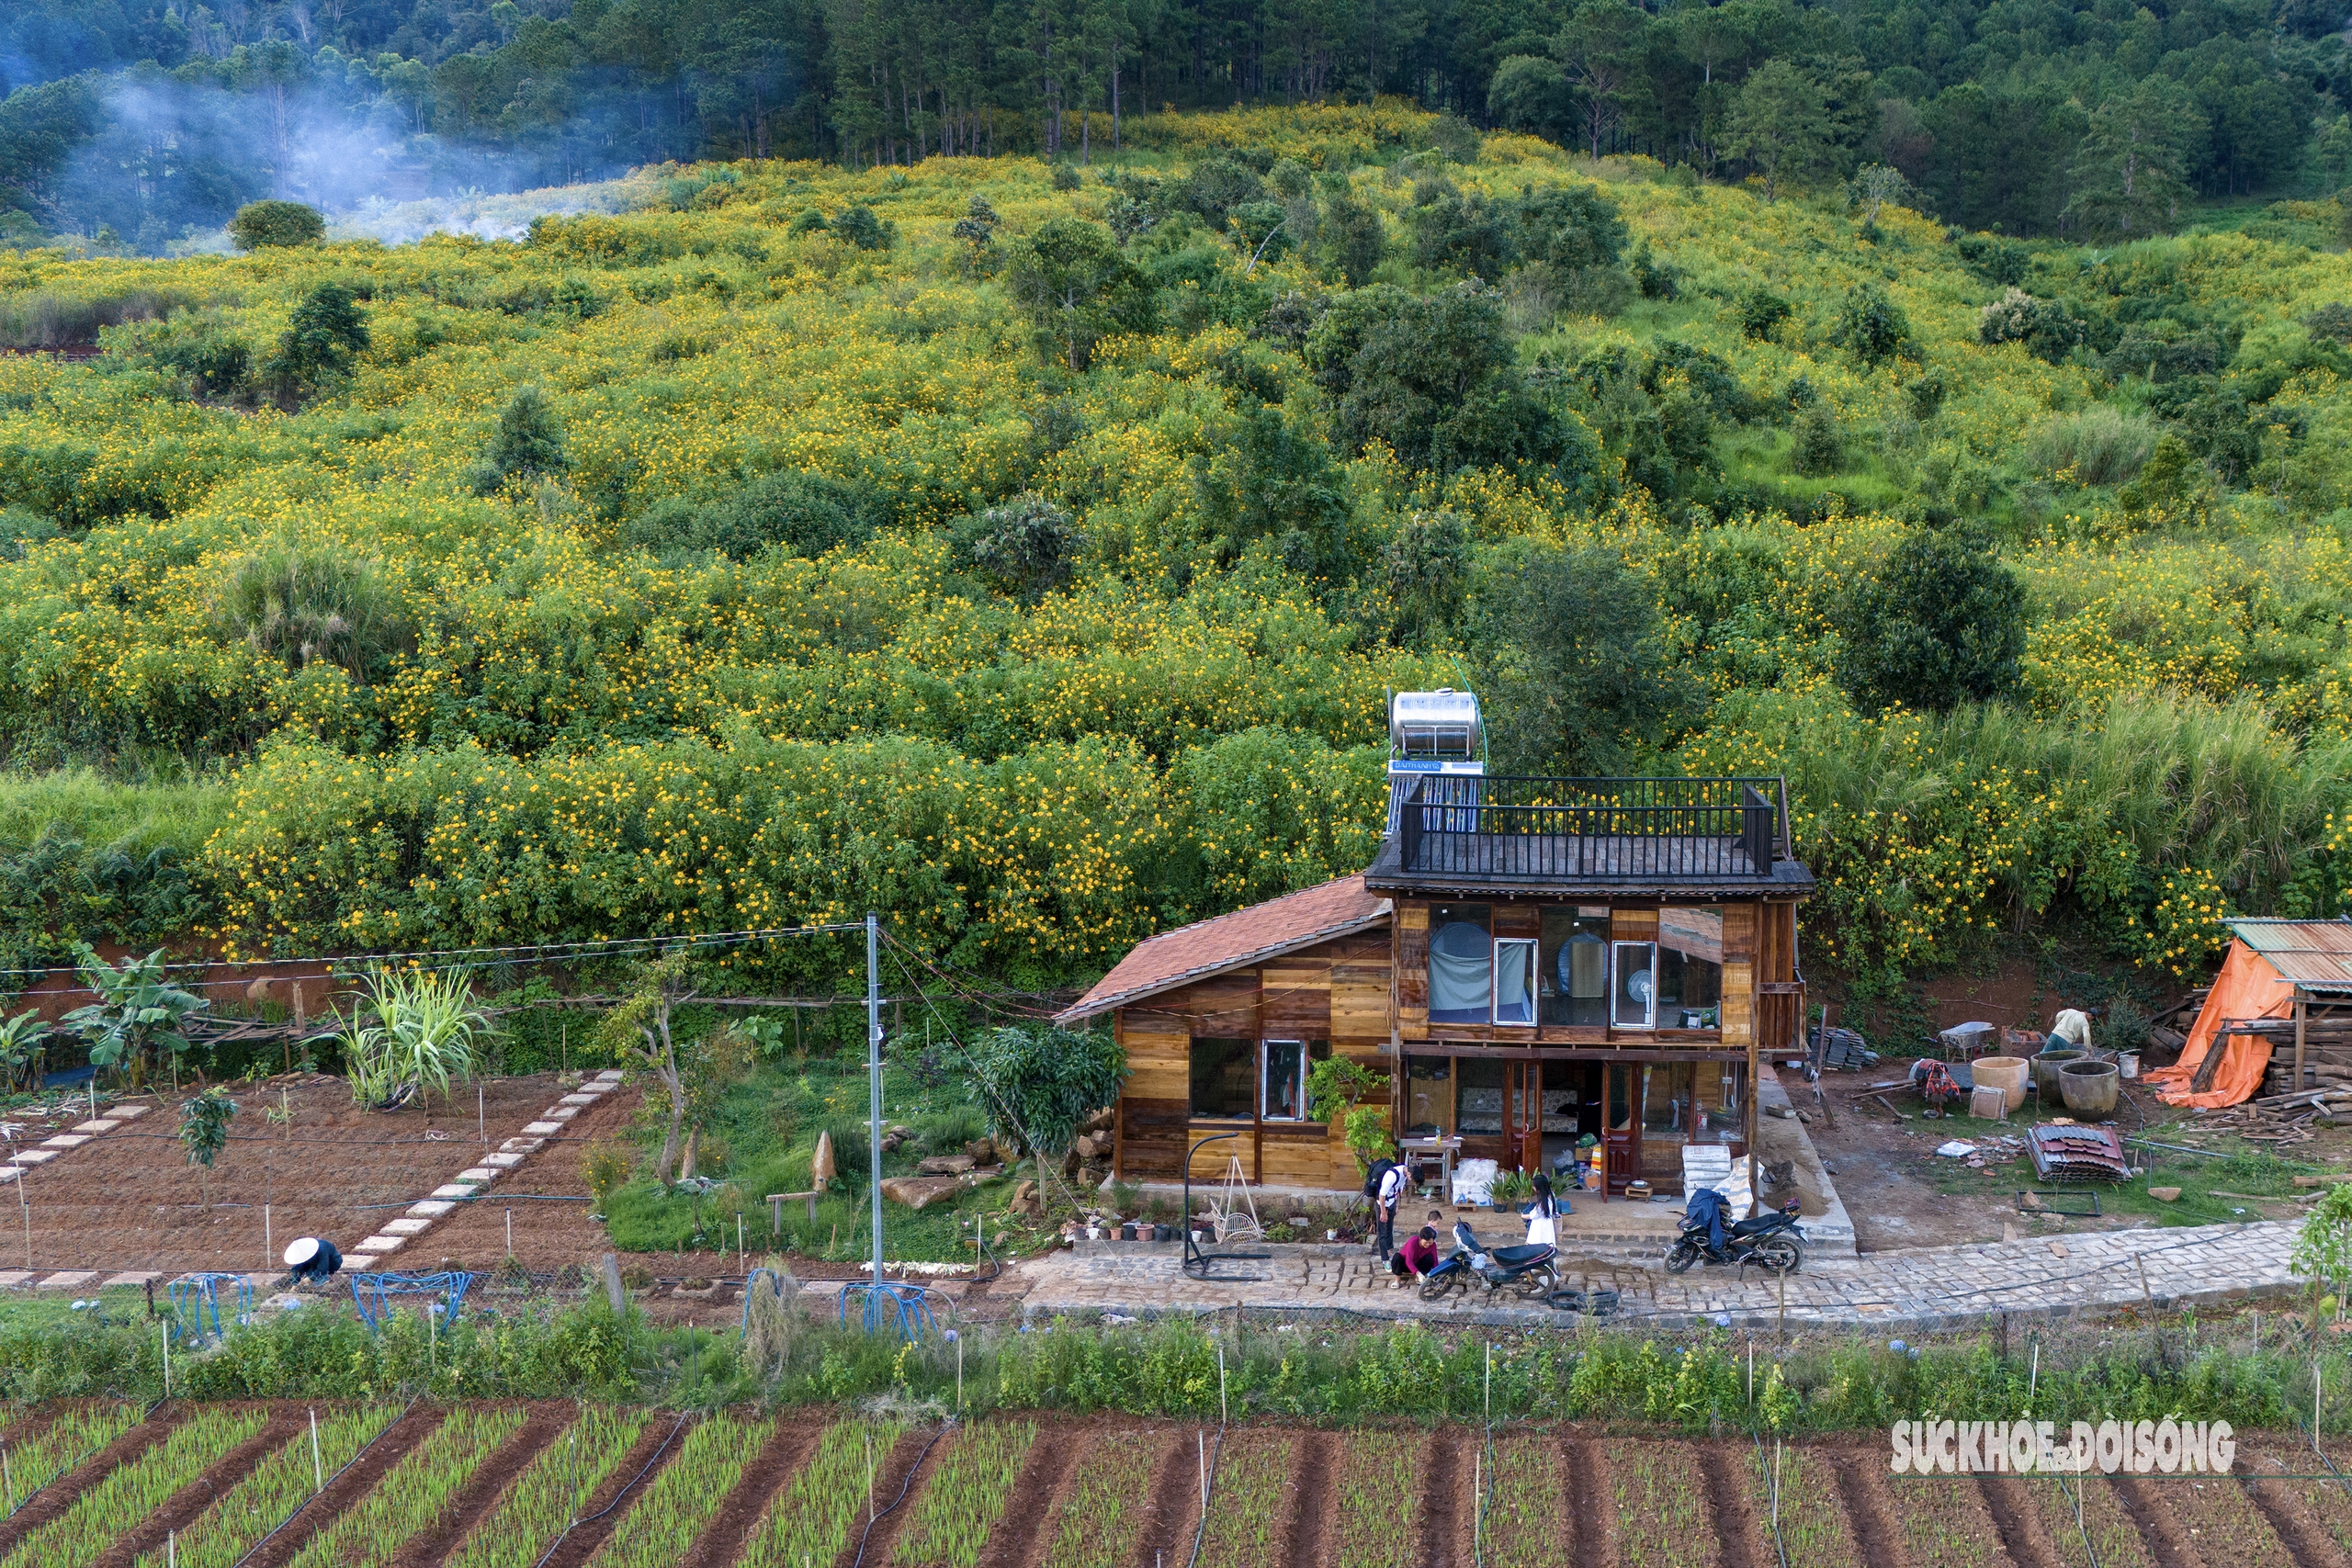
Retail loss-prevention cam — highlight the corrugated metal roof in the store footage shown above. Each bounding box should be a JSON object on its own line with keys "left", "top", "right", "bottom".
{"left": 2225, "top": 919, "right": 2352, "bottom": 992}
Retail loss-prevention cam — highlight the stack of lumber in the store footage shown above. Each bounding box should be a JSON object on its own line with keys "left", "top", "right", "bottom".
{"left": 2249, "top": 1013, "right": 2352, "bottom": 1104}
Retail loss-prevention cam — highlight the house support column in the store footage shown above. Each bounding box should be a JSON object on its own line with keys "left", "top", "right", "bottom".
{"left": 2295, "top": 991, "right": 2308, "bottom": 1097}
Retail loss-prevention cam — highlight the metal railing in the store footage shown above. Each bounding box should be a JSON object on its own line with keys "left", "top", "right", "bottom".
{"left": 1396, "top": 775, "right": 1787, "bottom": 883}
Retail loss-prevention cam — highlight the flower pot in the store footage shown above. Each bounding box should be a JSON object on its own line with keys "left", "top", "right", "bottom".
{"left": 2059, "top": 1059, "right": 2120, "bottom": 1118}
{"left": 2030, "top": 1049, "right": 2086, "bottom": 1100}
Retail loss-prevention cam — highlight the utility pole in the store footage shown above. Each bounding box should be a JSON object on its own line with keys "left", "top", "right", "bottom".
{"left": 867, "top": 912, "right": 885, "bottom": 1292}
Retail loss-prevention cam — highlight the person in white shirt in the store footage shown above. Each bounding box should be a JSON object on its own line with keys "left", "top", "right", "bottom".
{"left": 1374, "top": 1153, "right": 1408, "bottom": 1261}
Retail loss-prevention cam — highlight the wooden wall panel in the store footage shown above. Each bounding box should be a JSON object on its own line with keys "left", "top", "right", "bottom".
{"left": 1493, "top": 903, "right": 1542, "bottom": 939}
{"left": 1261, "top": 960, "right": 1332, "bottom": 1035}
{"left": 1161, "top": 974, "right": 1261, "bottom": 1036}
{"left": 1188, "top": 1128, "right": 1256, "bottom": 1181}
{"left": 1396, "top": 903, "right": 1430, "bottom": 1028}
{"left": 1260, "top": 1132, "right": 1331, "bottom": 1187}
{"left": 1117, "top": 1099, "right": 1189, "bottom": 1179}
{"left": 1760, "top": 902, "right": 1797, "bottom": 982}
{"left": 1330, "top": 962, "right": 1391, "bottom": 1043}
{"left": 1720, "top": 903, "right": 1758, "bottom": 961}
{"left": 1119, "top": 1012, "right": 1192, "bottom": 1101}
{"left": 1720, "top": 959, "right": 1755, "bottom": 1045}
{"left": 1612, "top": 908, "right": 1660, "bottom": 942}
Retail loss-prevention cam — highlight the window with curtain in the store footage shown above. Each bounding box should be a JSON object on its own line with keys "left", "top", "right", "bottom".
{"left": 1493, "top": 939, "right": 1537, "bottom": 1026}
{"left": 1190, "top": 1038, "right": 1255, "bottom": 1119}
{"left": 1429, "top": 905, "right": 1492, "bottom": 1023}
{"left": 1540, "top": 907, "right": 1611, "bottom": 1025}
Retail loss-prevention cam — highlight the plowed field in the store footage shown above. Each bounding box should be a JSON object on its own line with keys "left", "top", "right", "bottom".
{"left": 6, "top": 1403, "right": 2348, "bottom": 1567}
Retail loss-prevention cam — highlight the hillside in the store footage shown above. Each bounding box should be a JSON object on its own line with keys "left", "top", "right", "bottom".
{"left": 3, "top": 0, "right": 2347, "bottom": 247}
{"left": 0, "top": 107, "right": 2346, "bottom": 999}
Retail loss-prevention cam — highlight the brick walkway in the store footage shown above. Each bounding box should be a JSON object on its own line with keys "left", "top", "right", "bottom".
{"left": 1013, "top": 1220, "right": 2302, "bottom": 1332}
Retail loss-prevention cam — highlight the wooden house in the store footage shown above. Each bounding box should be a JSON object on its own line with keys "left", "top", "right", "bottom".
{"left": 1058, "top": 772, "right": 1816, "bottom": 1197}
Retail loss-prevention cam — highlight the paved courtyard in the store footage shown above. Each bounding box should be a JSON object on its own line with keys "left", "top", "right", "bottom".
{"left": 1007, "top": 1218, "right": 2303, "bottom": 1331}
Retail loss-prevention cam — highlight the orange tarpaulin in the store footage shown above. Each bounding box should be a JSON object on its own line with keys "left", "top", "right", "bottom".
{"left": 2143, "top": 941, "right": 2297, "bottom": 1108}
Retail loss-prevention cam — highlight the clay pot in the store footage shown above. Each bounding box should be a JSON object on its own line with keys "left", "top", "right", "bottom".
{"left": 1973, "top": 1055, "right": 2030, "bottom": 1112}
{"left": 2059, "top": 1059, "right": 2120, "bottom": 1118}
{"left": 2030, "top": 1049, "right": 2086, "bottom": 1100}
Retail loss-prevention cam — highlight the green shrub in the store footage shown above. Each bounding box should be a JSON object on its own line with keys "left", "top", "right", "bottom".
{"left": 227, "top": 200, "right": 325, "bottom": 250}
{"left": 1837, "top": 530, "right": 2027, "bottom": 714}
{"left": 468, "top": 386, "right": 569, "bottom": 495}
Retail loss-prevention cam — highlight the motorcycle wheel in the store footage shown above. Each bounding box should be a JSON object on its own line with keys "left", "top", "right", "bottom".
{"left": 1513, "top": 1267, "right": 1557, "bottom": 1300}
{"left": 1665, "top": 1238, "right": 1701, "bottom": 1275}
{"left": 1418, "top": 1272, "right": 1462, "bottom": 1302}
{"left": 1751, "top": 1235, "right": 1803, "bottom": 1274}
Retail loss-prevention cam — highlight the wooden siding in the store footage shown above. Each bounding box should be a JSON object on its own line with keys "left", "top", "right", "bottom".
{"left": 1113, "top": 928, "right": 1396, "bottom": 1189}
{"left": 1396, "top": 904, "right": 1430, "bottom": 1030}
{"left": 1720, "top": 960, "right": 1754, "bottom": 1046}
{"left": 1611, "top": 907, "right": 1660, "bottom": 942}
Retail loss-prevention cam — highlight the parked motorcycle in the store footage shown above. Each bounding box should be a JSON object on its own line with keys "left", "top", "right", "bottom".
{"left": 1664, "top": 1197, "right": 1806, "bottom": 1275}
{"left": 1418, "top": 1218, "right": 1559, "bottom": 1301}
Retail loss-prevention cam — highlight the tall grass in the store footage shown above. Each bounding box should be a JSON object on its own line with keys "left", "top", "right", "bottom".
{"left": 0, "top": 290, "right": 192, "bottom": 349}
{"left": 0, "top": 770, "right": 231, "bottom": 856}
{"left": 2028, "top": 406, "right": 2158, "bottom": 486}
{"left": 1775, "top": 690, "right": 2351, "bottom": 903}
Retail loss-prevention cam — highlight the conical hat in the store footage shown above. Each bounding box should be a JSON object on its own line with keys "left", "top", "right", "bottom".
{"left": 811, "top": 1129, "right": 835, "bottom": 1185}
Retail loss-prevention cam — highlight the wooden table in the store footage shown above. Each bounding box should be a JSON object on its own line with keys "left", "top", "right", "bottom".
{"left": 1398, "top": 1135, "right": 1462, "bottom": 1195}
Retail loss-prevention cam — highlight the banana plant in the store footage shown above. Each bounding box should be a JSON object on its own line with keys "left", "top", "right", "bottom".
{"left": 59, "top": 944, "right": 207, "bottom": 1089}
{"left": 0, "top": 1009, "right": 46, "bottom": 1093}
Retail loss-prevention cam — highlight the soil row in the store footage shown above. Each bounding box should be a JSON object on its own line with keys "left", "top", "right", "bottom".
{"left": 19, "top": 1406, "right": 2352, "bottom": 1568}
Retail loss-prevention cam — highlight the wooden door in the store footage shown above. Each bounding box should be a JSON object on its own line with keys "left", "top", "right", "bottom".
{"left": 1507, "top": 1061, "right": 1542, "bottom": 1173}
{"left": 1602, "top": 1063, "right": 1643, "bottom": 1196}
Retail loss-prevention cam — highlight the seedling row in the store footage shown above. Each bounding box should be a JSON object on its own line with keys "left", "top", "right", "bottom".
{"left": 0, "top": 1403, "right": 2340, "bottom": 1567}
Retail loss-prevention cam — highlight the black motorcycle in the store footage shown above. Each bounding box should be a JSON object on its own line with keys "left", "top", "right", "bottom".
{"left": 1664, "top": 1197, "right": 1805, "bottom": 1275}
{"left": 1418, "top": 1218, "right": 1559, "bottom": 1302}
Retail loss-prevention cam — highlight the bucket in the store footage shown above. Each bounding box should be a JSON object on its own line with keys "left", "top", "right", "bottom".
{"left": 1973, "top": 1055, "right": 2030, "bottom": 1111}
{"left": 2119, "top": 1052, "right": 2140, "bottom": 1080}
{"left": 2059, "top": 1058, "right": 2120, "bottom": 1118}
{"left": 2030, "top": 1049, "right": 2086, "bottom": 1100}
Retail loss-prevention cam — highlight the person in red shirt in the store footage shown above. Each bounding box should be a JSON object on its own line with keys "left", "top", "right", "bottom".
{"left": 1390, "top": 1212, "right": 1444, "bottom": 1281}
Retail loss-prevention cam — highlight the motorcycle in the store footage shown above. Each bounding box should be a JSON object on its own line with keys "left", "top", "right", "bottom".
{"left": 1665, "top": 1196, "right": 1806, "bottom": 1275}
{"left": 1417, "top": 1218, "right": 1559, "bottom": 1302}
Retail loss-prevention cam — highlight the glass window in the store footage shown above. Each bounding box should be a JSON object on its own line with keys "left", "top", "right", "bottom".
{"left": 1190, "top": 1038, "right": 1255, "bottom": 1120}
{"left": 1493, "top": 939, "right": 1537, "bottom": 1026}
{"left": 1457, "top": 1056, "right": 1507, "bottom": 1134}
{"left": 1645, "top": 1061, "right": 1693, "bottom": 1135}
{"left": 1405, "top": 1055, "right": 1453, "bottom": 1135}
{"left": 1657, "top": 907, "right": 1724, "bottom": 1029}
{"left": 1428, "top": 904, "right": 1492, "bottom": 1023}
{"left": 1611, "top": 941, "right": 1657, "bottom": 1030}
{"left": 1540, "top": 907, "right": 1611, "bottom": 1026}
{"left": 1263, "top": 1041, "right": 1307, "bottom": 1121}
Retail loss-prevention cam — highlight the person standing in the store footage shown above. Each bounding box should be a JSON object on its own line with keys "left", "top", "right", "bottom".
{"left": 1523, "top": 1172, "right": 1562, "bottom": 1246}
{"left": 1373, "top": 1148, "right": 1408, "bottom": 1261}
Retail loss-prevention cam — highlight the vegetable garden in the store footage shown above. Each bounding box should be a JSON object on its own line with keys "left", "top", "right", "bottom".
{"left": 0, "top": 1402, "right": 2345, "bottom": 1567}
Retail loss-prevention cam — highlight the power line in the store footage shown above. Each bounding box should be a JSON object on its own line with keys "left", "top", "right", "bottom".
{"left": 0, "top": 921, "right": 872, "bottom": 987}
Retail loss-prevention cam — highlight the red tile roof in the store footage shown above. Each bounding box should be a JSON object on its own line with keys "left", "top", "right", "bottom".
{"left": 1056, "top": 874, "right": 1392, "bottom": 1023}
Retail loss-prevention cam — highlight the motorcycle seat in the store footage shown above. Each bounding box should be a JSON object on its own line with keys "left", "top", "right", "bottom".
{"left": 1729, "top": 1215, "right": 1784, "bottom": 1236}
{"left": 1489, "top": 1243, "right": 1555, "bottom": 1267}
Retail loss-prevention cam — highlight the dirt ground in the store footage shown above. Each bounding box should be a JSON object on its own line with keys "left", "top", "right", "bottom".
{"left": 7, "top": 1072, "right": 646, "bottom": 1276}
{"left": 1802, "top": 1065, "right": 2352, "bottom": 1251}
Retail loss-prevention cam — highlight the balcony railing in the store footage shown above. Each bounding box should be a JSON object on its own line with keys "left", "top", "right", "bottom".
{"left": 1396, "top": 775, "right": 1788, "bottom": 883}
